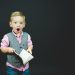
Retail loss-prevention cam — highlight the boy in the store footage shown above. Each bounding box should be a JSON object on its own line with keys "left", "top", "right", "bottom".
{"left": 0, "top": 11, "right": 33, "bottom": 75}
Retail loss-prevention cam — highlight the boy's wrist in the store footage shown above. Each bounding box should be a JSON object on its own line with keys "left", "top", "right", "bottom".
{"left": 27, "top": 48, "right": 32, "bottom": 54}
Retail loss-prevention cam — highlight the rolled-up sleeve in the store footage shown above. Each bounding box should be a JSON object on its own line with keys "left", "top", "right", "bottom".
{"left": 28, "top": 34, "right": 33, "bottom": 46}
{"left": 1, "top": 35, "right": 9, "bottom": 47}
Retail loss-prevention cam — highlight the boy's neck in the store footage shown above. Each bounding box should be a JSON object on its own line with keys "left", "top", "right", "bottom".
{"left": 12, "top": 31, "right": 22, "bottom": 37}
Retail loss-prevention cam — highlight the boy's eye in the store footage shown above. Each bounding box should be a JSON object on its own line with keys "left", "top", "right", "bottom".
{"left": 20, "top": 22, "right": 23, "bottom": 24}
{"left": 14, "top": 22, "right": 17, "bottom": 24}
{"left": 13, "top": 22, "right": 23, "bottom": 24}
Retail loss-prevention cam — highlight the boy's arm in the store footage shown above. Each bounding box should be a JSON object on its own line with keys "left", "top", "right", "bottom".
{"left": 0, "top": 47, "right": 15, "bottom": 53}
{"left": 27, "top": 45, "right": 33, "bottom": 54}
{"left": 27, "top": 34, "right": 33, "bottom": 54}
{"left": 0, "top": 35, "right": 15, "bottom": 53}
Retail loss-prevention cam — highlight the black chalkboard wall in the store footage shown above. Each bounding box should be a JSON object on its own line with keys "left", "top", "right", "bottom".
{"left": 0, "top": 0, "right": 74, "bottom": 75}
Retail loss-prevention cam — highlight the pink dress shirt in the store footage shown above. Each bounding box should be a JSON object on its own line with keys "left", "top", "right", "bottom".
{"left": 1, "top": 32, "right": 33, "bottom": 71}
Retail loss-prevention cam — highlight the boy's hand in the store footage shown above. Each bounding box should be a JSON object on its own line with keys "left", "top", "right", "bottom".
{"left": 0, "top": 47, "right": 15, "bottom": 53}
{"left": 27, "top": 49, "right": 32, "bottom": 54}
{"left": 26, "top": 45, "right": 33, "bottom": 54}
{"left": 7, "top": 47, "right": 15, "bottom": 53}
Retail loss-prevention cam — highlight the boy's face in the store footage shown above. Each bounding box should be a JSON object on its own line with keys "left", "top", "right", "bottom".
{"left": 9, "top": 16, "right": 25, "bottom": 34}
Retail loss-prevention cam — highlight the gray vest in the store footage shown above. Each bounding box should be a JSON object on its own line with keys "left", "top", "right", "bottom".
{"left": 7, "top": 32, "right": 28, "bottom": 67}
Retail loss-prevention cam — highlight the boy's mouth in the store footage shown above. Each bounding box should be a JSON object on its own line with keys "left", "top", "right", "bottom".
{"left": 16, "top": 28, "right": 20, "bottom": 31}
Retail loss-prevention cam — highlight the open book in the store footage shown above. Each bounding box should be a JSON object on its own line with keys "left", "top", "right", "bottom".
{"left": 14, "top": 49, "right": 34, "bottom": 65}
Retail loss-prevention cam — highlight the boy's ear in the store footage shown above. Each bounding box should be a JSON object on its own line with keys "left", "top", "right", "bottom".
{"left": 9, "top": 22, "right": 12, "bottom": 27}
{"left": 23, "top": 22, "right": 26, "bottom": 28}
{"left": 23, "top": 24, "right": 25, "bottom": 28}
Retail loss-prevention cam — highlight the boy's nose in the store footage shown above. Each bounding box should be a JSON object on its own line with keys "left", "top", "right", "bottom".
{"left": 17, "top": 24, "right": 20, "bottom": 27}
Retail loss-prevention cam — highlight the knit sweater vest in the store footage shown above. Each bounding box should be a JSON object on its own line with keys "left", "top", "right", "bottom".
{"left": 7, "top": 32, "right": 28, "bottom": 67}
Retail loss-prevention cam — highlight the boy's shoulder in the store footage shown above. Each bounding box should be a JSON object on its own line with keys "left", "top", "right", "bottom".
{"left": 23, "top": 32, "right": 29, "bottom": 35}
{"left": 5, "top": 32, "right": 30, "bottom": 36}
{"left": 3, "top": 32, "right": 12, "bottom": 36}
{"left": 23, "top": 32, "right": 31, "bottom": 37}
{"left": 6, "top": 32, "right": 12, "bottom": 35}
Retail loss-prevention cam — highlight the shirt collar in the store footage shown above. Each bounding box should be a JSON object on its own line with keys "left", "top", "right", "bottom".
{"left": 12, "top": 31, "right": 23, "bottom": 37}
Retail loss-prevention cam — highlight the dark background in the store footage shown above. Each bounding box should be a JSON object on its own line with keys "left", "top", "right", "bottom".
{"left": 0, "top": 0, "right": 74, "bottom": 75}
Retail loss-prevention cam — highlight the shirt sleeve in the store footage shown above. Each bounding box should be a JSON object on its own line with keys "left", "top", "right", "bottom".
{"left": 28, "top": 34, "right": 33, "bottom": 46}
{"left": 1, "top": 35, "right": 9, "bottom": 47}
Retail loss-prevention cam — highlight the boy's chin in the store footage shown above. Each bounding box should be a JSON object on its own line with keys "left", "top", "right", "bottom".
{"left": 16, "top": 30, "right": 22, "bottom": 33}
{"left": 12, "top": 30, "right": 19, "bottom": 34}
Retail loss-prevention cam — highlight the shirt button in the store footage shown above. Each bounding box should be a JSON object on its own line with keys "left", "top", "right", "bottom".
{"left": 20, "top": 47, "right": 22, "bottom": 48}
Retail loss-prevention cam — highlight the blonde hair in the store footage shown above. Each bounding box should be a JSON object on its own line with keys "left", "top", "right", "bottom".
{"left": 10, "top": 11, "right": 25, "bottom": 21}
